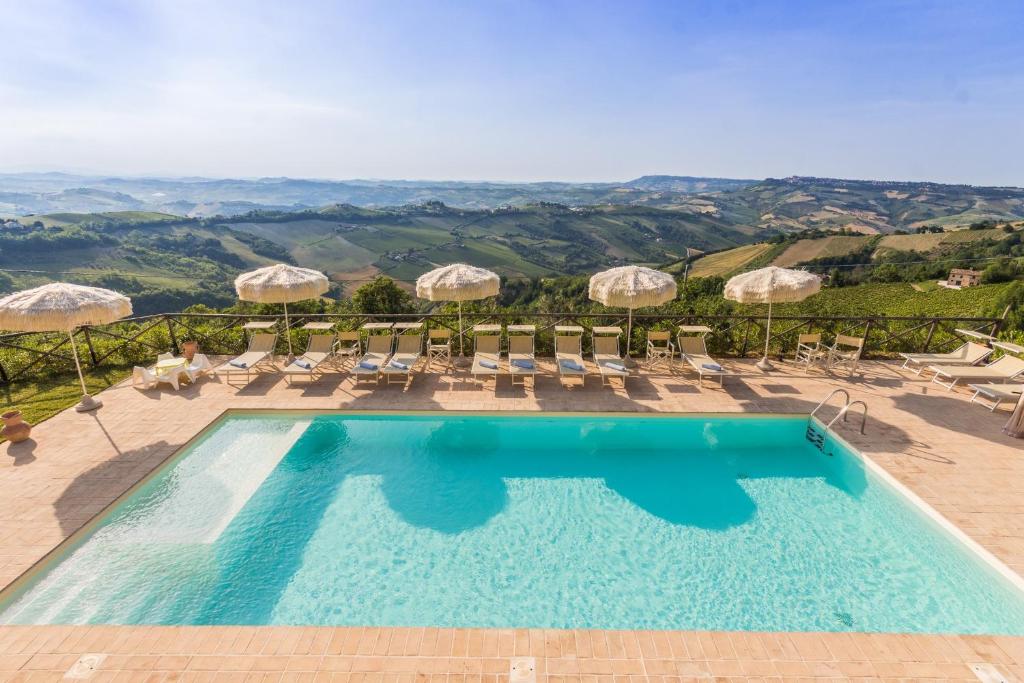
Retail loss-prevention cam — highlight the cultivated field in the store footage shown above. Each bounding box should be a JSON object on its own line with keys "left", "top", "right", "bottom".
{"left": 772, "top": 235, "right": 872, "bottom": 266}
{"left": 687, "top": 243, "right": 775, "bottom": 277}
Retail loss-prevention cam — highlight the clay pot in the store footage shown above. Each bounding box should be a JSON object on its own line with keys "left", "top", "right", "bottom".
{"left": 181, "top": 341, "right": 199, "bottom": 362}
{"left": 1, "top": 410, "right": 32, "bottom": 444}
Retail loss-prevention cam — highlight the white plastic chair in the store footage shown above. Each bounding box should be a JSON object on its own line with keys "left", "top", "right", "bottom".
{"left": 132, "top": 366, "right": 157, "bottom": 390}
{"left": 186, "top": 353, "right": 213, "bottom": 382}
{"left": 133, "top": 365, "right": 181, "bottom": 391}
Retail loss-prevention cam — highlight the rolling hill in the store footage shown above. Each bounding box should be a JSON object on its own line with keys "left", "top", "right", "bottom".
{"left": 4, "top": 173, "right": 1023, "bottom": 230}
{"left": 0, "top": 202, "right": 751, "bottom": 313}
{"left": 3, "top": 173, "right": 1024, "bottom": 315}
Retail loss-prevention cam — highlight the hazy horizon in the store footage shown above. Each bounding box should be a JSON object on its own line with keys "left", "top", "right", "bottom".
{"left": 1, "top": 169, "right": 1023, "bottom": 189}
{"left": 2, "top": 1, "right": 1022, "bottom": 186}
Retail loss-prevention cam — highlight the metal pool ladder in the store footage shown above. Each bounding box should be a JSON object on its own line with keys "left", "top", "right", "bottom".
{"left": 807, "top": 389, "right": 868, "bottom": 453}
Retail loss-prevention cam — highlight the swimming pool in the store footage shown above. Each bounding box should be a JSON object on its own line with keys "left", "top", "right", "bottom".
{"left": 3, "top": 412, "right": 1024, "bottom": 633}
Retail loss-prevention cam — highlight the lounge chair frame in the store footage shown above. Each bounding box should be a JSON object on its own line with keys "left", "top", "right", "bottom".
{"left": 555, "top": 333, "right": 586, "bottom": 388}
{"left": 676, "top": 332, "right": 729, "bottom": 387}
{"left": 969, "top": 383, "right": 1024, "bottom": 411}
{"left": 283, "top": 333, "right": 337, "bottom": 384}
{"left": 929, "top": 355, "right": 1024, "bottom": 391}
{"left": 899, "top": 342, "right": 992, "bottom": 376}
{"left": 215, "top": 333, "right": 279, "bottom": 387}
{"left": 382, "top": 333, "right": 424, "bottom": 386}
{"left": 507, "top": 329, "right": 537, "bottom": 387}
{"left": 471, "top": 329, "right": 502, "bottom": 386}
{"left": 592, "top": 330, "right": 628, "bottom": 387}
{"left": 353, "top": 333, "right": 394, "bottom": 385}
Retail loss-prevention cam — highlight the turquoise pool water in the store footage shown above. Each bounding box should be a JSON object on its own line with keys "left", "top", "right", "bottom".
{"left": 3, "top": 413, "right": 1024, "bottom": 633}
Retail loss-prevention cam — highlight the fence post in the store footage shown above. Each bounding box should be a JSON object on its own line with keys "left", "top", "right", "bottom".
{"left": 166, "top": 315, "right": 180, "bottom": 355}
{"left": 0, "top": 359, "right": 8, "bottom": 385}
{"left": 82, "top": 327, "right": 99, "bottom": 367}
{"left": 740, "top": 318, "right": 752, "bottom": 357}
{"left": 990, "top": 305, "right": 1010, "bottom": 338}
{"left": 922, "top": 320, "right": 937, "bottom": 353}
{"left": 862, "top": 320, "right": 873, "bottom": 359}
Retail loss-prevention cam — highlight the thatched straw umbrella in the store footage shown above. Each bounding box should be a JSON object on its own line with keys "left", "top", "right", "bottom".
{"left": 725, "top": 266, "right": 821, "bottom": 371}
{"left": 416, "top": 264, "right": 500, "bottom": 362}
{"left": 0, "top": 283, "right": 132, "bottom": 411}
{"left": 589, "top": 266, "right": 677, "bottom": 361}
{"left": 235, "top": 264, "right": 329, "bottom": 358}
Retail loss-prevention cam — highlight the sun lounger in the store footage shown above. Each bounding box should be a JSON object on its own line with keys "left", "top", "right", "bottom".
{"left": 969, "top": 383, "right": 1024, "bottom": 411}
{"left": 215, "top": 333, "right": 278, "bottom": 386}
{"left": 283, "top": 334, "right": 336, "bottom": 383}
{"left": 352, "top": 333, "right": 393, "bottom": 385}
{"left": 472, "top": 332, "right": 502, "bottom": 384}
{"left": 507, "top": 331, "right": 537, "bottom": 387}
{"left": 900, "top": 342, "right": 992, "bottom": 375}
{"left": 381, "top": 333, "right": 423, "bottom": 385}
{"left": 555, "top": 334, "right": 586, "bottom": 387}
{"left": 593, "top": 334, "right": 628, "bottom": 387}
{"left": 677, "top": 335, "right": 729, "bottom": 386}
{"left": 929, "top": 355, "right": 1024, "bottom": 391}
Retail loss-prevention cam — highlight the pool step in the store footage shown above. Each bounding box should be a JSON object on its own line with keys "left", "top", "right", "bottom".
{"left": 126, "top": 420, "right": 312, "bottom": 545}
{"left": 806, "top": 423, "right": 825, "bottom": 451}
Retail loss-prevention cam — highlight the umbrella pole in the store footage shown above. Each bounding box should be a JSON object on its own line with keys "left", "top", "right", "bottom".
{"left": 625, "top": 308, "right": 635, "bottom": 366}
{"left": 283, "top": 301, "right": 294, "bottom": 360}
{"left": 455, "top": 301, "right": 469, "bottom": 367}
{"left": 757, "top": 299, "right": 774, "bottom": 371}
{"left": 69, "top": 330, "right": 101, "bottom": 411}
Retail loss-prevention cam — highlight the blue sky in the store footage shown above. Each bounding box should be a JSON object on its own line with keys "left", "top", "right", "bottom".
{"left": 1, "top": 0, "right": 1022, "bottom": 184}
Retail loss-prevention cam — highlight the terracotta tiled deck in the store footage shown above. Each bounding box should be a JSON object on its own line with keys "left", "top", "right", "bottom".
{"left": 1, "top": 359, "right": 1023, "bottom": 681}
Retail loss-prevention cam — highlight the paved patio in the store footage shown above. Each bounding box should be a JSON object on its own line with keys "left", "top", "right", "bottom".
{"left": 1, "top": 358, "right": 1023, "bottom": 681}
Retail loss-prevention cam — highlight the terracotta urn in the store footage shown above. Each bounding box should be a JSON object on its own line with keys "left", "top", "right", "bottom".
{"left": 1, "top": 410, "right": 32, "bottom": 444}
{"left": 181, "top": 341, "right": 199, "bottom": 362}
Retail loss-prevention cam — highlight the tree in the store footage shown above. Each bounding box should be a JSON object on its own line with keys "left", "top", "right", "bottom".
{"left": 351, "top": 276, "right": 414, "bottom": 314}
{"left": 989, "top": 280, "right": 1024, "bottom": 332}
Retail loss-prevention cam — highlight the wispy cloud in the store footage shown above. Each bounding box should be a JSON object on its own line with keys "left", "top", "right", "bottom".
{"left": 0, "top": 0, "right": 1022, "bottom": 184}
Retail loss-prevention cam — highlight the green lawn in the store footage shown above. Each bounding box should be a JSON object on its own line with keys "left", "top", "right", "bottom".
{"left": 0, "top": 366, "right": 132, "bottom": 442}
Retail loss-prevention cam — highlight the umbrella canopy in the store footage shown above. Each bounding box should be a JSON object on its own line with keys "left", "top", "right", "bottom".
{"left": 589, "top": 266, "right": 677, "bottom": 359}
{"left": 724, "top": 266, "right": 821, "bottom": 370}
{"left": 0, "top": 283, "right": 132, "bottom": 411}
{"left": 234, "top": 264, "right": 329, "bottom": 356}
{"left": 415, "top": 263, "right": 500, "bottom": 302}
{"left": 234, "top": 264, "right": 329, "bottom": 304}
{"left": 0, "top": 282, "right": 132, "bottom": 332}
{"left": 416, "top": 264, "right": 500, "bottom": 358}
{"left": 588, "top": 266, "right": 677, "bottom": 308}
{"left": 724, "top": 266, "right": 821, "bottom": 304}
